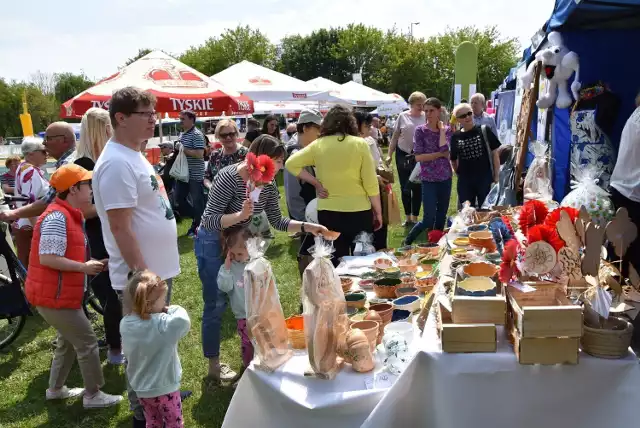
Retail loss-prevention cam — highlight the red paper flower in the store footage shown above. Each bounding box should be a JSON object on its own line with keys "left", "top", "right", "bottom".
{"left": 543, "top": 207, "right": 579, "bottom": 230}
{"left": 518, "top": 200, "right": 548, "bottom": 235}
{"left": 527, "top": 224, "right": 565, "bottom": 253}
{"left": 499, "top": 239, "right": 521, "bottom": 283}
{"left": 502, "top": 215, "right": 515, "bottom": 235}
{"left": 246, "top": 152, "right": 277, "bottom": 184}
{"left": 428, "top": 230, "right": 445, "bottom": 244}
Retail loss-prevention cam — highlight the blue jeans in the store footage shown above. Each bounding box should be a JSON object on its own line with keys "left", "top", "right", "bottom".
{"left": 176, "top": 179, "right": 205, "bottom": 232}
{"left": 406, "top": 179, "right": 452, "bottom": 245}
{"left": 195, "top": 227, "right": 227, "bottom": 359}
{"left": 457, "top": 173, "right": 493, "bottom": 209}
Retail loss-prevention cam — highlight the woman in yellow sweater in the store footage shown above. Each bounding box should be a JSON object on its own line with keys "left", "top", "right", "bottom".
{"left": 286, "top": 105, "right": 382, "bottom": 265}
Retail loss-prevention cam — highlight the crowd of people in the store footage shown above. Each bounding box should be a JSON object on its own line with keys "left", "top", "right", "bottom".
{"left": 1, "top": 85, "right": 511, "bottom": 427}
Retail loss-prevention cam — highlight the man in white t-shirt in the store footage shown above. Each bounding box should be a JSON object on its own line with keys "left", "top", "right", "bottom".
{"left": 92, "top": 87, "right": 183, "bottom": 427}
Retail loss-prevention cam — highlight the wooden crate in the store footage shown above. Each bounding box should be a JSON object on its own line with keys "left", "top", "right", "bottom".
{"left": 507, "top": 287, "right": 582, "bottom": 339}
{"left": 451, "top": 275, "right": 506, "bottom": 325}
{"left": 510, "top": 325, "right": 579, "bottom": 365}
{"left": 437, "top": 298, "right": 497, "bottom": 353}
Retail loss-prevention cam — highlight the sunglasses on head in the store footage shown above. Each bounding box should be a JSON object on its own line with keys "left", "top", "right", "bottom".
{"left": 456, "top": 111, "right": 473, "bottom": 119}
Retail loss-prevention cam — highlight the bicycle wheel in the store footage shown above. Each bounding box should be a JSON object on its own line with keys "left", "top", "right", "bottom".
{"left": 0, "top": 315, "right": 26, "bottom": 350}
{"left": 85, "top": 288, "right": 104, "bottom": 316}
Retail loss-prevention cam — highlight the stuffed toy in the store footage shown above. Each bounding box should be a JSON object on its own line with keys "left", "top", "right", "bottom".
{"left": 521, "top": 32, "right": 581, "bottom": 109}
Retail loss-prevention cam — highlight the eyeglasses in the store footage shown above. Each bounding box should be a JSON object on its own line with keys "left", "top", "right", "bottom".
{"left": 456, "top": 111, "right": 473, "bottom": 119}
{"left": 43, "top": 134, "right": 65, "bottom": 143}
{"left": 219, "top": 132, "right": 237, "bottom": 139}
{"left": 130, "top": 111, "right": 157, "bottom": 120}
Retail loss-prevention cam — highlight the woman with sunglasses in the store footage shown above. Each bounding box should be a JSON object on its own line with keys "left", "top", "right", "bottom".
{"left": 450, "top": 103, "right": 501, "bottom": 208}
{"left": 204, "top": 120, "right": 248, "bottom": 190}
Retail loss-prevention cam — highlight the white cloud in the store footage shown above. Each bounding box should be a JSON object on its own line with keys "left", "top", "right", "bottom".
{"left": 0, "top": 0, "right": 555, "bottom": 82}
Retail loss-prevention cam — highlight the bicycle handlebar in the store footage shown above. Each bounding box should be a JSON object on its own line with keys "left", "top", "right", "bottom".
{"left": 3, "top": 195, "right": 31, "bottom": 204}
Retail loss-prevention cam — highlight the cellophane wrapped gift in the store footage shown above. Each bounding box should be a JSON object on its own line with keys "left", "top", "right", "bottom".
{"left": 302, "top": 237, "right": 349, "bottom": 380}
{"left": 244, "top": 238, "right": 292, "bottom": 372}
{"left": 561, "top": 163, "right": 614, "bottom": 226}
{"left": 353, "top": 231, "right": 375, "bottom": 256}
{"left": 460, "top": 201, "right": 476, "bottom": 226}
{"left": 523, "top": 141, "right": 553, "bottom": 201}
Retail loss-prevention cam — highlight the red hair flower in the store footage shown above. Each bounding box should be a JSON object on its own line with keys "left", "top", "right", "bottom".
{"left": 246, "top": 152, "right": 276, "bottom": 184}
{"left": 527, "top": 224, "right": 565, "bottom": 253}
{"left": 544, "top": 207, "right": 580, "bottom": 230}
{"left": 499, "top": 239, "right": 521, "bottom": 283}
{"left": 518, "top": 200, "right": 548, "bottom": 235}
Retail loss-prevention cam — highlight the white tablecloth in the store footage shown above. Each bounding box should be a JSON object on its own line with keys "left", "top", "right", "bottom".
{"left": 224, "top": 306, "right": 640, "bottom": 428}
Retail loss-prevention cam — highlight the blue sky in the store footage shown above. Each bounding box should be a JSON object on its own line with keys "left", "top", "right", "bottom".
{"left": 1, "top": 0, "right": 555, "bottom": 82}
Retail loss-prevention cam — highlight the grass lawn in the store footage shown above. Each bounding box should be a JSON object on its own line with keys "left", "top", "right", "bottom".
{"left": 0, "top": 172, "right": 458, "bottom": 428}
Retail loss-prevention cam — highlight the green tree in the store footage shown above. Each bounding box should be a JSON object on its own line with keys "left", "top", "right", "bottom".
{"left": 0, "top": 80, "right": 58, "bottom": 138}
{"left": 125, "top": 48, "right": 153, "bottom": 66}
{"left": 54, "top": 72, "right": 94, "bottom": 104}
{"left": 335, "top": 24, "right": 386, "bottom": 84}
{"left": 180, "top": 26, "right": 276, "bottom": 76}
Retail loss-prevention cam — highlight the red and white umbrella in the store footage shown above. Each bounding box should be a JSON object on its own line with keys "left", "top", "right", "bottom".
{"left": 61, "top": 51, "right": 253, "bottom": 118}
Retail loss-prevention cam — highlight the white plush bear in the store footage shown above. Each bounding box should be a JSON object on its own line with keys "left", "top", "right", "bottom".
{"left": 521, "top": 32, "right": 581, "bottom": 109}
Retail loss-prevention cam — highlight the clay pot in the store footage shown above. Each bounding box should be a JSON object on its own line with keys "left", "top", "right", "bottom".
{"left": 369, "top": 303, "right": 393, "bottom": 325}
{"left": 417, "top": 243, "right": 440, "bottom": 257}
{"left": 396, "top": 286, "right": 418, "bottom": 297}
{"left": 340, "top": 277, "right": 354, "bottom": 293}
{"left": 346, "top": 329, "right": 375, "bottom": 372}
{"left": 364, "top": 310, "right": 384, "bottom": 344}
{"left": 463, "top": 262, "right": 499, "bottom": 278}
{"left": 397, "top": 259, "right": 418, "bottom": 273}
{"left": 345, "top": 291, "right": 367, "bottom": 309}
{"left": 373, "top": 278, "right": 401, "bottom": 299}
{"left": 468, "top": 231, "right": 495, "bottom": 251}
{"left": 374, "top": 258, "right": 393, "bottom": 271}
{"left": 351, "top": 320, "right": 379, "bottom": 352}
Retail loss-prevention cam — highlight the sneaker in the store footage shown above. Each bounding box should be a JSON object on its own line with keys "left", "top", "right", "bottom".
{"left": 209, "top": 363, "right": 238, "bottom": 382}
{"left": 180, "top": 390, "right": 193, "bottom": 401}
{"left": 83, "top": 390, "right": 123, "bottom": 409}
{"left": 107, "top": 352, "right": 126, "bottom": 365}
{"left": 46, "top": 386, "right": 85, "bottom": 400}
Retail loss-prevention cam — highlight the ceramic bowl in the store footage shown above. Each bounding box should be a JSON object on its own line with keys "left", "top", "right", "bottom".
{"left": 397, "top": 259, "right": 418, "bottom": 273}
{"left": 453, "top": 237, "right": 470, "bottom": 247}
{"left": 368, "top": 303, "right": 393, "bottom": 324}
{"left": 416, "top": 242, "right": 440, "bottom": 256}
{"left": 395, "top": 286, "right": 418, "bottom": 297}
{"left": 466, "top": 224, "right": 488, "bottom": 233}
{"left": 345, "top": 291, "right": 367, "bottom": 309}
{"left": 452, "top": 252, "right": 475, "bottom": 263}
{"left": 351, "top": 320, "right": 379, "bottom": 352}
{"left": 456, "top": 276, "right": 497, "bottom": 297}
{"left": 392, "top": 295, "right": 422, "bottom": 312}
{"left": 383, "top": 321, "right": 414, "bottom": 345}
{"left": 340, "top": 277, "right": 354, "bottom": 293}
{"left": 373, "top": 277, "right": 401, "bottom": 299}
{"left": 374, "top": 258, "right": 393, "bottom": 271}
{"left": 468, "top": 231, "right": 495, "bottom": 249}
{"left": 400, "top": 277, "right": 416, "bottom": 287}
{"left": 382, "top": 267, "right": 401, "bottom": 278}
{"left": 358, "top": 279, "right": 375, "bottom": 289}
{"left": 451, "top": 247, "right": 469, "bottom": 256}
{"left": 391, "top": 309, "right": 411, "bottom": 322}
{"left": 463, "top": 262, "right": 499, "bottom": 278}
{"left": 346, "top": 306, "right": 359, "bottom": 317}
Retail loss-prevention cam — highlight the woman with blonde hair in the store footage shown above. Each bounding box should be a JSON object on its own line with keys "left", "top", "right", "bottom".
{"left": 74, "top": 107, "right": 124, "bottom": 365}
{"left": 387, "top": 91, "right": 426, "bottom": 226}
{"left": 204, "top": 119, "right": 247, "bottom": 189}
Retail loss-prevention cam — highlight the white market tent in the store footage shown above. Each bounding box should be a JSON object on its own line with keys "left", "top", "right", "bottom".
{"left": 307, "top": 77, "right": 343, "bottom": 91}
{"left": 371, "top": 102, "right": 409, "bottom": 116}
{"left": 211, "top": 60, "right": 335, "bottom": 102}
{"left": 339, "top": 81, "right": 404, "bottom": 107}
{"left": 253, "top": 102, "right": 331, "bottom": 115}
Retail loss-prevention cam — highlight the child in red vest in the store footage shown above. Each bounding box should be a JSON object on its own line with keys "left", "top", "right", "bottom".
{"left": 25, "top": 164, "right": 122, "bottom": 408}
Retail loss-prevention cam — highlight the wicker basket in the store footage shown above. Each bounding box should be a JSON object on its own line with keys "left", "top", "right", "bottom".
{"left": 581, "top": 316, "right": 633, "bottom": 359}
{"left": 285, "top": 316, "right": 306, "bottom": 349}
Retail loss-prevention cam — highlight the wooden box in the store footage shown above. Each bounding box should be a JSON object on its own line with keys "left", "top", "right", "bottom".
{"left": 510, "top": 325, "right": 579, "bottom": 365}
{"left": 451, "top": 276, "right": 506, "bottom": 325}
{"left": 437, "top": 298, "right": 497, "bottom": 353}
{"left": 508, "top": 288, "right": 582, "bottom": 339}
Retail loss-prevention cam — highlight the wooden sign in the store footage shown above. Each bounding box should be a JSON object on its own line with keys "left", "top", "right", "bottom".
{"left": 582, "top": 222, "right": 606, "bottom": 276}
{"left": 524, "top": 241, "right": 557, "bottom": 275}
{"left": 556, "top": 210, "right": 581, "bottom": 252}
{"left": 606, "top": 207, "right": 638, "bottom": 259}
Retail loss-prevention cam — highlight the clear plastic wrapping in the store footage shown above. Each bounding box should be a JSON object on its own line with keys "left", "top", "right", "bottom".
{"left": 523, "top": 141, "right": 553, "bottom": 201}
{"left": 561, "top": 163, "right": 614, "bottom": 227}
{"left": 353, "top": 232, "right": 375, "bottom": 256}
{"left": 244, "top": 238, "right": 292, "bottom": 372}
{"left": 302, "top": 237, "right": 349, "bottom": 379}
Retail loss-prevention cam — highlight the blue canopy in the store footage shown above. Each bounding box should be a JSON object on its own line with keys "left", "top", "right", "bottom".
{"left": 547, "top": 0, "right": 640, "bottom": 31}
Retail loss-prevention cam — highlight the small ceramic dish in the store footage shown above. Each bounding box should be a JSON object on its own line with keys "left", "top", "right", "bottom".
{"left": 345, "top": 291, "right": 367, "bottom": 309}
{"left": 456, "top": 276, "right": 497, "bottom": 297}
{"left": 397, "top": 259, "right": 418, "bottom": 273}
{"left": 382, "top": 267, "right": 401, "bottom": 278}
{"left": 400, "top": 277, "right": 416, "bottom": 286}
{"left": 395, "top": 286, "right": 418, "bottom": 297}
{"left": 452, "top": 252, "right": 475, "bottom": 262}
{"left": 358, "top": 279, "right": 375, "bottom": 289}
{"left": 340, "top": 277, "right": 354, "bottom": 293}
{"left": 416, "top": 242, "right": 440, "bottom": 256}
{"left": 373, "top": 278, "right": 401, "bottom": 299}
{"left": 368, "top": 303, "right": 393, "bottom": 324}
{"left": 391, "top": 309, "right": 411, "bottom": 322}
{"left": 466, "top": 224, "right": 488, "bottom": 233}
{"left": 397, "top": 245, "right": 415, "bottom": 256}
{"left": 463, "top": 262, "right": 499, "bottom": 278}
{"left": 322, "top": 230, "right": 341, "bottom": 241}
{"left": 392, "top": 295, "right": 421, "bottom": 313}
{"left": 453, "top": 237, "right": 470, "bottom": 247}
{"left": 374, "top": 258, "right": 393, "bottom": 271}
{"left": 451, "top": 247, "right": 469, "bottom": 256}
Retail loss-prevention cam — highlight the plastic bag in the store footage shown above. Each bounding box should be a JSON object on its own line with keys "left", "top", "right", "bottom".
{"left": 244, "top": 237, "right": 292, "bottom": 372}
{"left": 353, "top": 231, "right": 375, "bottom": 256}
{"left": 460, "top": 201, "right": 476, "bottom": 226}
{"left": 409, "top": 162, "right": 422, "bottom": 184}
{"left": 169, "top": 144, "right": 189, "bottom": 182}
{"left": 523, "top": 141, "right": 553, "bottom": 201}
{"left": 302, "top": 237, "right": 349, "bottom": 379}
{"left": 481, "top": 183, "right": 499, "bottom": 210}
{"left": 561, "top": 163, "right": 614, "bottom": 227}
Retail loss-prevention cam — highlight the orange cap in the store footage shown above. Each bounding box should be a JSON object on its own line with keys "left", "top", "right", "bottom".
{"left": 49, "top": 164, "right": 93, "bottom": 192}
